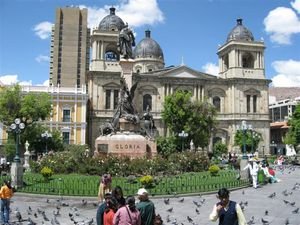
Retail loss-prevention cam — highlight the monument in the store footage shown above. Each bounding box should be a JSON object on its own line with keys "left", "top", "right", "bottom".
{"left": 94, "top": 24, "right": 157, "bottom": 158}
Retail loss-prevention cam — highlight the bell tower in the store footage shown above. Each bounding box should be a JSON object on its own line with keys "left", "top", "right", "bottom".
{"left": 217, "top": 18, "right": 265, "bottom": 80}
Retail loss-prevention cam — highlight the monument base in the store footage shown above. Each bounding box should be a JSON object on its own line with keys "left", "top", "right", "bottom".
{"left": 239, "top": 158, "right": 249, "bottom": 180}
{"left": 11, "top": 162, "right": 24, "bottom": 189}
{"left": 94, "top": 132, "right": 157, "bottom": 158}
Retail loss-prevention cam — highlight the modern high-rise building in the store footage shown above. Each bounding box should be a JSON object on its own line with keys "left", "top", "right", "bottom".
{"left": 49, "top": 7, "right": 90, "bottom": 88}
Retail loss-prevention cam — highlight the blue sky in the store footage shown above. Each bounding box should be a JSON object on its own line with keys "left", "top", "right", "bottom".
{"left": 0, "top": 0, "right": 300, "bottom": 87}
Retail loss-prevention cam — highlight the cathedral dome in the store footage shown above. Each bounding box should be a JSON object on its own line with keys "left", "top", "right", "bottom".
{"left": 98, "top": 7, "right": 125, "bottom": 31}
{"left": 227, "top": 18, "right": 254, "bottom": 42}
{"left": 134, "top": 30, "right": 164, "bottom": 61}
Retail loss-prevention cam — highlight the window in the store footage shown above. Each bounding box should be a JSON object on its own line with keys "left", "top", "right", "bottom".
{"left": 105, "top": 51, "right": 118, "bottom": 61}
{"left": 62, "top": 132, "right": 70, "bottom": 145}
{"left": 143, "top": 94, "right": 152, "bottom": 111}
{"left": 247, "top": 95, "right": 251, "bottom": 113}
{"left": 213, "top": 96, "right": 221, "bottom": 112}
{"left": 253, "top": 95, "right": 257, "bottom": 113}
{"left": 105, "top": 90, "right": 111, "bottom": 109}
{"left": 63, "top": 109, "right": 71, "bottom": 122}
{"left": 242, "top": 52, "right": 254, "bottom": 68}
{"left": 113, "top": 90, "right": 119, "bottom": 109}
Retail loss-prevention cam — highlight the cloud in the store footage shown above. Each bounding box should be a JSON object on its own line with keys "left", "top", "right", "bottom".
{"left": 291, "top": 0, "right": 300, "bottom": 13}
{"left": 0, "top": 75, "right": 32, "bottom": 86}
{"left": 202, "top": 63, "right": 219, "bottom": 76}
{"left": 264, "top": 6, "right": 300, "bottom": 44}
{"left": 35, "top": 55, "right": 50, "bottom": 63}
{"left": 271, "top": 60, "right": 300, "bottom": 87}
{"left": 36, "top": 79, "right": 50, "bottom": 86}
{"left": 33, "top": 21, "right": 52, "bottom": 39}
{"left": 79, "top": 0, "right": 164, "bottom": 29}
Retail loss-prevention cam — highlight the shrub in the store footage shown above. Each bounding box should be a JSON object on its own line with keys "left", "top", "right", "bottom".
{"left": 41, "top": 166, "right": 54, "bottom": 181}
{"left": 208, "top": 164, "right": 220, "bottom": 176}
{"left": 140, "top": 175, "right": 154, "bottom": 188}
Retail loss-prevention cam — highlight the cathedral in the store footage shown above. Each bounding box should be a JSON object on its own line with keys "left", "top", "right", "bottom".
{"left": 86, "top": 7, "right": 270, "bottom": 154}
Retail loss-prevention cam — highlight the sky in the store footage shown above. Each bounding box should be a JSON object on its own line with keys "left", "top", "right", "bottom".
{"left": 0, "top": 0, "right": 300, "bottom": 87}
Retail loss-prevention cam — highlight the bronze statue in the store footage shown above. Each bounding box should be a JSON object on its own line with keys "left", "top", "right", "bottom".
{"left": 118, "top": 23, "right": 135, "bottom": 59}
{"left": 141, "top": 105, "right": 156, "bottom": 138}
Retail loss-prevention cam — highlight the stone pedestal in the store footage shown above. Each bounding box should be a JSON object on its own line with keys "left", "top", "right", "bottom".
{"left": 23, "top": 150, "right": 30, "bottom": 171}
{"left": 119, "top": 59, "right": 135, "bottom": 89}
{"left": 119, "top": 118, "right": 139, "bottom": 132}
{"left": 11, "top": 162, "right": 24, "bottom": 189}
{"left": 240, "top": 158, "right": 249, "bottom": 180}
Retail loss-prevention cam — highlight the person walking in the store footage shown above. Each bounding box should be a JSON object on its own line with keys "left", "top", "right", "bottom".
{"left": 0, "top": 180, "right": 13, "bottom": 225}
{"left": 136, "top": 188, "right": 155, "bottom": 225}
{"left": 98, "top": 173, "right": 112, "bottom": 203}
{"left": 113, "top": 196, "right": 141, "bottom": 225}
{"left": 209, "top": 188, "right": 246, "bottom": 225}
{"left": 243, "top": 158, "right": 259, "bottom": 188}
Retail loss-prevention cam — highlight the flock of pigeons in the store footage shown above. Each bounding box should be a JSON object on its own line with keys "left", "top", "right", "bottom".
{"left": 6, "top": 165, "right": 300, "bottom": 225}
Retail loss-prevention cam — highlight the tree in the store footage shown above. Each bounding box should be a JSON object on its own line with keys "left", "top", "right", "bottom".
{"left": 0, "top": 85, "right": 51, "bottom": 126}
{"left": 284, "top": 104, "right": 300, "bottom": 152}
{"left": 162, "top": 90, "right": 217, "bottom": 149}
{"left": 234, "top": 130, "right": 262, "bottom": 153}
{"left": 213, "top": 141, "right": 228, "bottom": 157}
{"left": 0, "top": 85, "right": 52, "bottom": 155}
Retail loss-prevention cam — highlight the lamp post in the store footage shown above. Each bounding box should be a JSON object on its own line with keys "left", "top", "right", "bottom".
{"left": 10, "top": 118, "right": 25, "bottom": 162}
{"left": 41, "top": 131, "right": 52, "bottom": 155}
{"left": 178, "top": 130, "right": 188, "bottom": 151}
{"left": 9, "top": 118, "right": 25, "bottom": 189}
{"left": 241, "top": 120, "right": 248, "bottom": 159}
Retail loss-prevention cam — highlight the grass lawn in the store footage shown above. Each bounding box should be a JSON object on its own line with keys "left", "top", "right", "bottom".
{"left": 10, "top": 170, "right": 249, "bottom": 197}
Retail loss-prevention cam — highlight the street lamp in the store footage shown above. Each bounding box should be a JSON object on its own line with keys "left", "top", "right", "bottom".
{"left": 10, "top": 118, "right": 25, "bottom": 162}
{"left": 41, "top": 131, "right": 52, "bottom": 154}
{"left": 178, "top": 130, "right": 188, "bottom": 151}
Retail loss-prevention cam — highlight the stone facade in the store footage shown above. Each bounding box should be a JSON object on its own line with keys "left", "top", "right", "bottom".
{"left": 87, "top": 9, "right": 271, "bottom": 155}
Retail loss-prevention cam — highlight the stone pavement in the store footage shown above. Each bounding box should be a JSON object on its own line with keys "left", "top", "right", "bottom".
{"left": 9, "top": 165, "right": 300, "bottom": 225}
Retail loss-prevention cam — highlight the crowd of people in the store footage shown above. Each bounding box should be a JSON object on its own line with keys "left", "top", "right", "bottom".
{"left": 96, "top": 174, "right": 157, "bottom": 225}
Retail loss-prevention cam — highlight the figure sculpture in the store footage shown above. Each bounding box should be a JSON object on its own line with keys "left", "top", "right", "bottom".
{"left": 118, "top": 23, "right": 135, "bottom": 59}
{"left": 99, "top": 77, "right": 139, "bottom": 135}
{"left": 141, "top": 105, "right": 156, "bottom": 138}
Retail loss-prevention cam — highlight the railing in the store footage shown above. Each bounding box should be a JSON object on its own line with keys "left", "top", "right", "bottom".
{"left": 0, "top": 171, "right": 249, "bottom": 197}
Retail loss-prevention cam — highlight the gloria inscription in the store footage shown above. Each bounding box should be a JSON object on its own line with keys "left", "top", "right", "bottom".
{"left": 115, "top": 144, "right": 141, "bottom": 150}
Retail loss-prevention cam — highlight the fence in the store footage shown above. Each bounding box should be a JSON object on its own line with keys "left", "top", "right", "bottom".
{"left": 0, "top": 170, "right": 249, "bottom": 197}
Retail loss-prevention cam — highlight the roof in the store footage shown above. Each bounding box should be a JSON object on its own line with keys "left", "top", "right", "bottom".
{"left": 227, "top": 18, "right": 254, "bottom": 42}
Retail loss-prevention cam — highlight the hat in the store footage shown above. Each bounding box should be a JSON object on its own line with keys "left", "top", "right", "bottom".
{"left": 137, "top": 188, "right": 148, "bottom": 195}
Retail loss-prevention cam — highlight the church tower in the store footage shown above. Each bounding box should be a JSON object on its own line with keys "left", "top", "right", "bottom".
{"left": 218, "top": 18, "right": 265, "bottom": 80}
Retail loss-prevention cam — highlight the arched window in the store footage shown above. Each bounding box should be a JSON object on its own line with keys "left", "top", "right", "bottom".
{"left": 213, "top": 96, "right": 221, "bottom": 112}
{"left": 105, "top": 51, "right": 118, "bottom": 61}
{"left": 143, "top": 94, "right": 152, "bottom": 111}
{"left": 224, "top": 54, "right": 229, "bottom": 71}
{"left": 242, "top": 52, "right": 254, "bottom": 68}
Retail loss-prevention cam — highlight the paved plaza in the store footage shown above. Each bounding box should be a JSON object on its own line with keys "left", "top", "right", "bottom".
{"left": 9, "top": 165, "right": 300, "bottom": 225}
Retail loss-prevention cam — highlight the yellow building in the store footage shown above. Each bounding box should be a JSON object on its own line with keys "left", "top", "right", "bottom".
{"left": 21, "top": 85, "right": 88, "bottom": 145}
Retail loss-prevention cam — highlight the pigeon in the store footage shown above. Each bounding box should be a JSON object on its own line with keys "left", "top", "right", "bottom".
{"left": 265, "top": 210, "right": 268, "bottom": 216}
{"left": 167, "top": 207, "right": 173, "bottom": 212}
{"left": 261, "top": 218, "right": 270, "bottom": 225}
{"left": 292, "top": 207, "right": 299, "bottom": 214}
{"left": 247, "top": 216, "right": 254, "bottom": 225}
{"left": 195, "top": 208, "right": 200, "bottom": 214}
{"left": 268, "top": 192, "right": 276, "bottom": 198}
{"left": 187, "top": 216, "right": 193, "bottom": 223}
{"left": 283, "top": 200, "right": 290, "bottom": 204}
{"left": 82, "top": 199, "right": 87, "bottom": 206}
{"left": 179, "top": 197, "right": 184, "bottom": 202}
{"left": 15, "top": 209, "right": 22, "bottom": 222}
{"left": 290, "top": 201, "right": 296, "bottom": 206}
{"left": 85, "top": 218, "right": 94, "bottom": 225}
{"left": 164, "top": 198, "right": 170, "bottom": 205}
{"left": 242, "top": 190, "right": 245, "bottom": 195}
{"left": 27, "top": 217, "right": 37, "bottom": 225}
{"left": 285, "top": 218, "right": 290, "bottom": 225}
{"left": 166, "top": 215, "right": 170, "bottom": 222}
